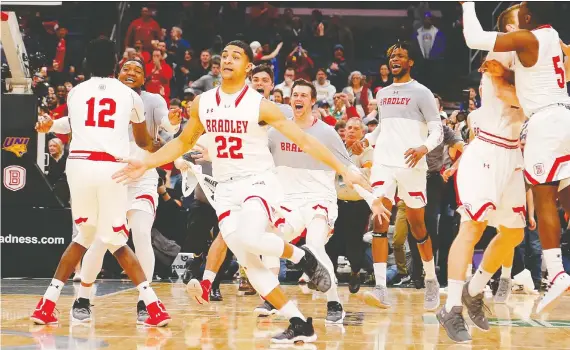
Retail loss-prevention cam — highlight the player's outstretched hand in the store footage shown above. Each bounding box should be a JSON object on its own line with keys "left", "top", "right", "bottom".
{"left": 35, "top": 116, "right": 53, "bottom": 133}
{"left": 342, "top": 168, "right": 372, "bottom": 191}
{"left": 174, "top": 158, "right": 189, "bottom": 171}
{"left": 190, "top": 144, "right": 210, "bottom": 162}
{"left": 112, "top": 158, "right": 147, "bottom": 184}
{"left": 371, "top": 198, "right": 391, "bottom": 225}
{"left": 404, "top": 146, "right": 428, "bottom": 168}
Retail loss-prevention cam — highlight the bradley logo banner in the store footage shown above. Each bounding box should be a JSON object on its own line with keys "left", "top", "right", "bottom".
{"left": 2, "top": 137, "right": 30, "bottom": 157}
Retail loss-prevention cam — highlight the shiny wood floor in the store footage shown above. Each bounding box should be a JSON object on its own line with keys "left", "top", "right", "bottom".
{"left": 1, "top": 280, "right": 570, "bottom": 349}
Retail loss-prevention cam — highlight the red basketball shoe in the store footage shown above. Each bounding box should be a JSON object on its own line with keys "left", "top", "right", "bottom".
{"left": 144, "top": 300, "right": 171, "bottom": 327}
{"left": 186, "top": 279, "right": 211, "bottom": 305}
{"left": 30, "top": 298, "right": 58, "bottom": 325}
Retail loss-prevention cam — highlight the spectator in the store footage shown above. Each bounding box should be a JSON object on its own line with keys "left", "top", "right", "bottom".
{"left": 326, "top": 44, "right": 350, "bottom": 91}
{"left": 315, "top": 100, "right": 337, "bottom": 127}
{"left": 166, "top": 26, "right": 190, "bottom": 60}
{"left": 176, "top": 49, "right": 195, "bottom": 93}
{"left": 327, "top": 117, "right": 373, "bottom": 293}
{"left": 366, "top": 118, "right": 378, "bottom": 133}
{"left": 64, "top": 81, "right": 73, "bottom": 92}
{"left": 371, "top": 64, "right": 391, "bottom": 94}
{"left": 285, "top": 43, "right": 314, "bottom": 81}
{"left": 343, "top": 71, "right": 373, "bottom": 114}
{"left": 272, "top": 89, "right": 284, "bottom": 104}
{"left": 51, "top": 85, "right": 69, "bottom": 144}
{"left": 190, "top": 56, "right": 221, "bottom": 94}
{"left": 46, "top": 137, "right": 70, "bottom": 204}
{"left": 145, "top": 49, "right": 174, "bottom": 103}
{"left": 460, "top": 87, "right": 481, "bottom": 110}
{"left": 181, "top": 87, "right": 197, "bottom": 111}
{"left": 334, "top": 120, "right": 346, "bottom": 141}
{"left": 125, "top": 7, "right": 161, "bottom": 53}
{"left": 313, "top": 68, "right": 336, "bottom": 105}
{"left": 414, "top": 11, "right": 446, "bottom": 60}
{"left": 275, "top": 67, "right": 295, "bottom": 101}
{"left": 134, "top": 39, "right": 151, "bottom": 63}
{"left": 190, "top": 49, "right": 212, "bottom": 81}
{"left": 250, "top": 41, "right": 283, "bottom": 65}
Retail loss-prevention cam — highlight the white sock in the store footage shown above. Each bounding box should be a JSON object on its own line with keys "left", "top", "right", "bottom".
{"left": 374, "top": 263, "right": 387, "bottom": 287}
{"left": 325, "top": 283, "right": 340, "bottom": 303}
{"left": 136, "top": 281, "right": 158, "bottom": 305}
{"left": 203, "top": 270, "right": 217, "bottom": 283}
{"left": 289, "top": 246, "right": 306, "bottom": 264}
{"left": 445, "top": 279, "right": 464, "bottom": 312}
{"left": 44, "top": 279, "right": 64, "bottom": 302}
{"left": 423, "top": 258, "right": 436, "bottom": 280}
{"left": 501, "top": 266, "right": 512, "bottom": 279}
{"left": 278, "top": 301, "right": 306, "bottom": 321}
{"left": 468, "top": 267, "right": 492, "bottom": 296}
{"left": 543, "top": 248, "right": 565, "bottom": 281}
{"left": 466, "top": 264, "right": 473, "bottom": 279}
{"left": 78, "top": 284, "right": 92, "bottom": 300}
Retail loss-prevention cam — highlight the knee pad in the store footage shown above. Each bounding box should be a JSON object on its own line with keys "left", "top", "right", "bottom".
{"left": 372, "top": 232, "right": 388, "bottom": 238}
{"left": 245, "top": 265, "right": 280, "bottom": 296}
{"left": 73, "top": 225, "right": 97, "bottom": 248}
{"left": 262, "top": 255, "right": 281, "bottom": 270}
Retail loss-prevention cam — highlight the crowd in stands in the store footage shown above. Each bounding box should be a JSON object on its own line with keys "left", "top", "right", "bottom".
{"left": 4, "top": 2, "right": 569, "bottom": 291}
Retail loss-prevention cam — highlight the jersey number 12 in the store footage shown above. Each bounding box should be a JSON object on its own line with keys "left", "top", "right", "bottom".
{"left": 85, "top": 98, "right": 116, "bottom": 128}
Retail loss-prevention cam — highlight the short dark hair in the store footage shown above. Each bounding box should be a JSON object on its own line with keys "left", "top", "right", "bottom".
{"left": 273, "top": 88, "right": 283, "bottom": 97}
{"left": 85, "top": 38, "right": 117, "bottom": 77}
{"left": 211, "top": 56, "right": 221, "bottom": 67}
{"left": 497, "top": 4, "right": 520, "bottom": 32}
{"left": 526, "top": 2, "right": 555, "bottom": 26}
{"left": 316, "top": 68, "right": 327, "bottom": 76}
{"left": 251, "top": 64, "right": 274, "bottom": 83}
{"left": 335, "top": 120, "right": 346, "bottom": 131}
{"left": 285, "top": 66, "right": 295, "bottom": 73}
{"left": 387, "top": 41, "right": 417, "bottom": 62}
{"left": 170, "top": 98, "right": 181, "bottom": 107}
{"left": 292, "top": 79, "right": 317, "bottom": 99}
{"left": 225, "top": 40, "right": 254, "bottom": 62}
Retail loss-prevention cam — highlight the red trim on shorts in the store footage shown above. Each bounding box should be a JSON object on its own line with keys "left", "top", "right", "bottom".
{"left": 291, "top": 229, "right": 308, "bottom": 245}
{"left": 135, "top": 194, "right": 156, "bottom": 214}
{"left": 74, "top": 217, "right": 87, "bottom": 225}
{"left": 218, "top": 210, "right": 231, "bottom": 222}
{"left": 68, "top": 150, "right": 119, "bottom": 162}
{"left": 312, "top": 204, "right": 329, "bottom": 215}
{"left": 546, "top": 154, "right": 570, "bottom": 183}
{"left": 372, "top": 181, "right": 385, "bottom": 187}
{"left": 476, "top": 135, "right": 519, "bottom": 149}
{"left": 274, "top": 218, "right": 285, "bottom": 227}
{"left": 112, "top": 224, "right": 129, "bottom": 237}
{"left": 454, "top": 164, "right": 496, "bottom": 221}
{"left": 478, "top": 130, "right": 519, "bottom": 143}
{"left": 408, "top": 191, "right": 426, "bottom": 205}
{"left": 524, "top": 170, "right": 540, "bottom": 185}
{"left": 280, "top": 206, "right": 292, "bottom": 212}
{"left": 244, "top": 195, "right": 271, "bottom": 220}
{"left": 1, "top": 12, "right": 9, "bottom": 21}
{"left": 512, "top": 206, "right": 527, "bottom": 224}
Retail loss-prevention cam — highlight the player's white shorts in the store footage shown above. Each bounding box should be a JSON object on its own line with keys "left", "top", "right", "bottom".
{"left": 456, "top": 136, "right": 526, "bottom": 229}
{"left": 523, "top": 105, "right": 570, "bottom": 191}
{"left": 214, "top": 170, "right": 284, "bottom": 237}
{"left": 276, "top": 198, "right": 338, "bottom": 243}
{"left": 370, "top": 164, "right": 427, "bottom": 209}
{"left": 127, "top": 174, "right": 158, "bottom": 216}
{"left": 67, "top": 152, "right": 130, "bottom": 248}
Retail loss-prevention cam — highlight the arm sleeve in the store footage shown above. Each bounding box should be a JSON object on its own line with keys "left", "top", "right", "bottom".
{"left": 364, "top": 120, "right": 381, "bottom": 146}
{"left": 50, "top": 117, "right": 72, "bottom": 134}
{"left": 419, "top": 90, "right": 443, "bottom": 152}
{"left": 462, "top": 2, "right": 498, "bottom": 52}
{"left": 130, "top": 92, "right": 145, "bottom": 123}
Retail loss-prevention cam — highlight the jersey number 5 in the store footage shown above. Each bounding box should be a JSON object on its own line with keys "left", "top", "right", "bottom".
{"left": 85, "top": 98, "right": 116, "bottom": 128}
{"left": 215, "top": 136, "right": 243, "bottom": 159}
{"left": 553, "top": 56, "right": 566, "bottom": 89}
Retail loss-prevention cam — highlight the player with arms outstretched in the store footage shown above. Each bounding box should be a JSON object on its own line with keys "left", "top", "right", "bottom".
{"left": 461, "top": 1, "right": 570, "bottom": 315}
{"left": 31, "top": 38, "right": 171, "bottom": 327}
{"left": 113, "top": 40, "right": 371, "bottom": 344}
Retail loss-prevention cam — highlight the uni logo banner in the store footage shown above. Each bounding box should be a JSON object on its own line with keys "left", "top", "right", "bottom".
{"left": 2, "top": 137, "right": 30, "bottom": 157}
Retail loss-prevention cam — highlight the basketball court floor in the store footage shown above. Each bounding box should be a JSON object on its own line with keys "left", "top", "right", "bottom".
{"left": 1, "top": 279, "right": 569, "bottom": 349}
